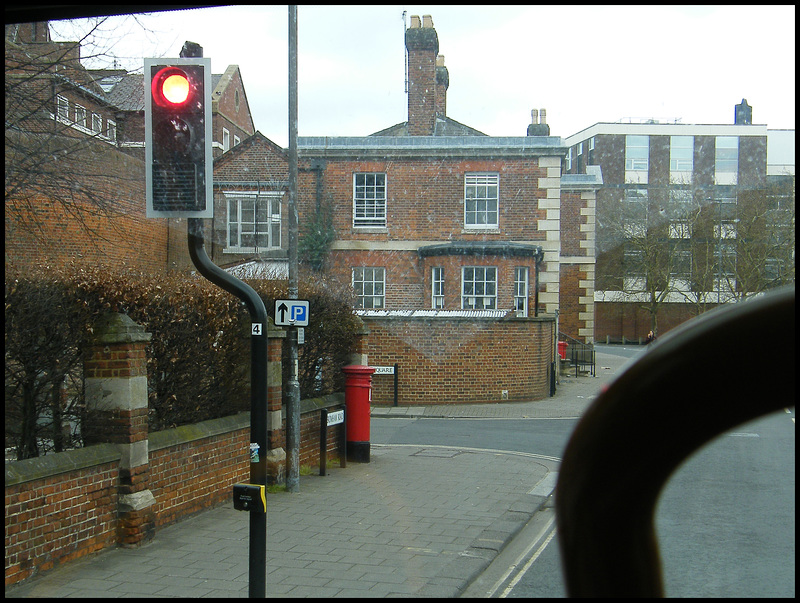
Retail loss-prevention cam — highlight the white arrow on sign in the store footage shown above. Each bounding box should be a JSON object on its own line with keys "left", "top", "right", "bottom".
{"left": 274, "top": 300, "right": 309, "bottom": 326}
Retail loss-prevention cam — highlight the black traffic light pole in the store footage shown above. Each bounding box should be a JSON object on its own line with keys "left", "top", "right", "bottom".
{"left": 188, "top": 219, "right": 267, "bottom": 598}
{"left": 180, "top": 43, "right": 267, "bottom": 599}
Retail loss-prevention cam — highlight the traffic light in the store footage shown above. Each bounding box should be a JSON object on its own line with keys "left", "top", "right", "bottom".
{"left": 145, "top": 57, "right": 213, "bottom": 218}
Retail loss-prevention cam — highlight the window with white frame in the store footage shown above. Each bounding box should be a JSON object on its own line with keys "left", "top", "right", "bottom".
{"left": 353, "top": 173, "right": 387, "bottom": 227}
{"left": 514, "top": 267, "right": 529, "bottom": 316}
{"left": 625, "top": 135, "right": 649, "bottom": 183}
{"left": 714, "top": 220, "right": 737, "bottom": 240}
{"left": 226, "top": 192, "right": 281, "bottom": 251}
{"left": 464, "top": 173, "right": 499, "bottom": 228}
{"left": 670, "top": 135, "right": 693, "bottom": 183}
{"left": 353, "top": 267, "right": 385, "bottom": 309}
{"left": 670, "top": 249, "right": 693, "bottom": 291}
{"left": 223, "top": 128, "right": 230, "bottom": 152}
{"left": 462, "top": 266, "right": 497, "bottom": 309}
{"left": 75, "top": 104, "right": 87, "bottom": 129}
{"left": 668, "top": 220, "right": 691, "bottom": 239}
{"left": 715, "top": 136, "right": 738, "bottom": 184}
{"left": 431, "top": 266, "right": 445, "bottom": 309}
{"left": 106, "top": 120, "right": 116, "bottom": 142}
{"left": 56, "top": 95, "right": 69, "bottom": 120}
{"left": 92, "top": 113, "right": 102, "bottom": 133}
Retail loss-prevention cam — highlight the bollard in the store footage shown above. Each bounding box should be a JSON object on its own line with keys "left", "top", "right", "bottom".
{"left": 342, "top": 365, "right": 375, "bottom": 463}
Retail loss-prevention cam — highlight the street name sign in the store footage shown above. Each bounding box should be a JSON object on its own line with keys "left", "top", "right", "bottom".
{"left": 372, "top": 365, "right": 395, "bottom": 375}
{"left": 326, "top": 409, "right": 344, "bottom": 426}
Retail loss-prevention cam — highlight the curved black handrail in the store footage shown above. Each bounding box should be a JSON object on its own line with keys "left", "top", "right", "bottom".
{"left": 555, "top": 285, "right": 795, "bottom": 597}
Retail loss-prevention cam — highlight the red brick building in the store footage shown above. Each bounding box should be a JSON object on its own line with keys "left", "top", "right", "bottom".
{"left": 4, "top": 22, "right": 256, "bottom": 273}
{"left": 201, "top": 15, "right": 599, "bottom": 403}
{"left": 6, "top": 16, "right": 600, "bottom": 403}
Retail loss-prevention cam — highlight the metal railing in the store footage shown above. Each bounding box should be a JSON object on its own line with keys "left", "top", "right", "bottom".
{"left": 559, "top": 333, "right": 595, "bottom": 377}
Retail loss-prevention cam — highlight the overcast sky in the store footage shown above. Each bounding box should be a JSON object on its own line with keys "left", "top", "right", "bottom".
{"left": 51, "top": 5, "right": 795, "bottom": 148}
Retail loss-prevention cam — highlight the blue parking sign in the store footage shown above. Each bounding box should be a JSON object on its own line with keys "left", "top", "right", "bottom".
{"left": 274, "top": 300, "right": 310, "bottom": 326}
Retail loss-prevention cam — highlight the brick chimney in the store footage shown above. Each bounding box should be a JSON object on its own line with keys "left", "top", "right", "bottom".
{"left": 435, "top": 55, "right": 449, "bottom": 117}
{"left": 527, "top": 108, "right": 550, "bottom": 136}
{"left": 405, "top": 14, "right": 439, "bottom": 136}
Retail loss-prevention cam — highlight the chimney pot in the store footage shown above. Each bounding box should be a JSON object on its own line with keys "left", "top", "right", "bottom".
{"left": 531, "top": 109, "right": 538, "bottom": 124}
{"left": 422, "top": 15, "right": 434, "bottom": 28}
{"left": 410, "top": 15, "right": 421, "bottom": 28}
{"left": 540, "top": 109, "right": 546, "bottom": 124}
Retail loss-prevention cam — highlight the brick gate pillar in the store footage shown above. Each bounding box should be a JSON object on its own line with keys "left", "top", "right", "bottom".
{"left": 349, "top": 316, "right": 370, "bottom": 366}
{"left": 84, "top": 312, "right": 155, "bottom": 547}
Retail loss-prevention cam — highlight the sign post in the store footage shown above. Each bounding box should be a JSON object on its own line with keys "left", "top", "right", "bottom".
{"left": 145, "top": 41, "right": 267, "bottom": 598}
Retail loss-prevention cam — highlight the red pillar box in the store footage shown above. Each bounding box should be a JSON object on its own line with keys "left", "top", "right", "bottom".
{"left": 558, "top": 340, "right": 568, "bottom": 361}
{"left": 342, "top": 365, "right": 375, "bottom": 463}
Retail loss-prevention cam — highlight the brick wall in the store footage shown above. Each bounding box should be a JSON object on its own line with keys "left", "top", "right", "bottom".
{"left": 594, "top": 300, "right": 710, "bottom": 342}
{"left": 5, "top": 447, "right": 120, "bottom": 586}
{"left": 5, "top": 408, "right": 345, "bottom": 587}
{"left": 363, "top": 314, "right": 554, "bottom": 404}
{"left": 147, "top": 418, "right": 251, "bottom": 528}
{"left": 5, "top": 142, "right": 171, "bottom": 273}
{"left": 316, "top": 158, "right": 547, "bottom": 242}
{"left": 558, "top": 182, "right": 596, "bottom": 343}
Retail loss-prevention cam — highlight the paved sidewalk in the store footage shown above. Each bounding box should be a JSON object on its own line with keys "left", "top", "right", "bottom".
{"left": 6, "top": 349, "right": 638, "bottom": 598}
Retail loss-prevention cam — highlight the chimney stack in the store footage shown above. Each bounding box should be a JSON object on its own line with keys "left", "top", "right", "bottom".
{"left": 435, "top": 55, "right": 449, "bottom": 117}
{"left": 526, "top": 108, "right": 550, "bottom": 136}
{"left": 734, "top": 98, "right": 752, "bottom": 125}
{"left": 405, "top": 14, "right": 439, "bottom": 135}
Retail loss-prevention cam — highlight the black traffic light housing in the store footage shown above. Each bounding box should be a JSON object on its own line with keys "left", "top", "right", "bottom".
{"left": 145, "top": 57, "right": 213, "bottom": 218}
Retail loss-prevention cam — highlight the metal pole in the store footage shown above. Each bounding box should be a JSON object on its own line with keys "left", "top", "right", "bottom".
{"left": 188, "top": 219, "right": 267, "bottom": 598}
{"left": 393, "top": 363, "right": 399, "bottom": 407}
{"left": 286, "top": 5, "right": 301, "bottom": 492}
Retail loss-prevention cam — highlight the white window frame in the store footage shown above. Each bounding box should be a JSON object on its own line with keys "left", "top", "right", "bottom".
{"left": 431, "top": 267, "right": 445, "bottom": 309}
{"left": 56, "top": 95, "right": 69, "bottom": 120}
{"left": 714, "top": 221, "right": 737, "bottom": 240}
{"left": 75, "top": 104, "right": 87, "bottom": 129}
{"left": 462, "top": 266, "right": 497, "bottom": 309}
{"left": 715, "top": 136, "right": 738, "bottom": 184}
{"left": 670, "top": 135, "right": 693, "bottom": 183}
{"left": 514, "top": 267, "right": 529, "bottom": 316}
{"left": 91, "top": 113, "right": 102, "bottom": 133}
{"left": 464, "top": 172, "right": 499, "bottom": 229}
{"left": 106, "top": 119, "right": 116, "bottom": 143}
{"left": 625, "top": 135, "right": 649, "bottom": 183}
{"left": 668, "top": 220, "right": 692, "bottom": 239}
{"left": 353, "top": 173, "right": 387, "bottom": 228}
{"left": 225, "top": 192, "right": 282, "bottom": 252}
{"left": 223, "top": 128, "right": 230, "bottom": 152}
{"left": 353, "top": 267, "right": 385, "bottom": 309}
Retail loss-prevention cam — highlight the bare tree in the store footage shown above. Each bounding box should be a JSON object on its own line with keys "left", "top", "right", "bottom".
{"left": 596, "top": 187, "right": 690, "bottom": 335}
{"left": 598, "top": 179, "right": 795, "bottom": 335}
{"left": 5, "top": 18, "right": 151, "bottom": 244}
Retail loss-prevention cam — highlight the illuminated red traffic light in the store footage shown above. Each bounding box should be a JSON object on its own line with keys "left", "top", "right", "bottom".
{"left": 151, "top": 66, "right": 192, "bottom": 108}
{"left": 144, "top": 57, "right": 212, "bottom": 218}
